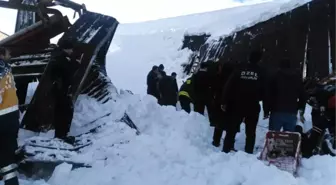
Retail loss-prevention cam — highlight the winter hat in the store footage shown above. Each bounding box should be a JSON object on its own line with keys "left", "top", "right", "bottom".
{"left": 328, "top": 95, "right": 336, "bottom": 109}
{"left": 159, "top": 64, "right": 164, "bottom": 70}
{"left": 152, "top": 65, "right": 158, "bottom": 70}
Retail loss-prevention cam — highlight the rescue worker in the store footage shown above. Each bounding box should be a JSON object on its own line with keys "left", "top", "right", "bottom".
{"left": 300, "top": 75, "right": 335, "bottom": 158}
{"left": 0, "top": 47, "right": 20, "bottom": 185}
{"left": 193, "top": 60, "right": 214, "bottom": 115}
{"left": 178, "top": 77, "right": 193, "bottom": 113}
{"left": 211, "top": 60, "right": 238, "bottom": 147}
{"left": 158, "top": 72, "right": 178, "bottom": 106}
{"left": 158, "top": 64, "right": 165, "bottom": 77}
{"left": 265, "top": 59, "right": 307, "bottom": 132}
{"left": 171, "top": 72, "right": 178, "bottom": 94}
{"left": 50, "top": 39, "right": 80, "bottom": 144}
{"left": 146, "top": 65, "right": 160, "bottom": 99}
{"left": 221, "top": 50, "right": 267, "bottom": 154}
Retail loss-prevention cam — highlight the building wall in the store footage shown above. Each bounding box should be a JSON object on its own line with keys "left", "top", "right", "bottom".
{"left": 183, "top": 0, "right": 335, "bottom": 79}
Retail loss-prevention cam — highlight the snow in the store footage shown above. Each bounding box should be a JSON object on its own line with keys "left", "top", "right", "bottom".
{"left": 12, "top": 0, "right": 336, "bottom": 185}
{"left": 17, "top": 93, "right": 335, "bottom": 185}
{"left": 107, "top": 0, "right": 312, "bottom": 95}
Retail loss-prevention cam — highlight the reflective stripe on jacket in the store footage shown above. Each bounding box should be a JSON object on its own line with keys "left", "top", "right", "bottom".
{"left": 0, "top": 60, "right": 18, "bottom": 116}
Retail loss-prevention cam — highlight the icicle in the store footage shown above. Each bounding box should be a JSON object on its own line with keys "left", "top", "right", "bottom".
{"left": 328, "top": 30, "right": 332, "bottom": 74}
{"left": 302, "top": 34, "right": 309, "bottom": 79}
{"left": 233, "top": 33, "right": 237, "bottom": 41}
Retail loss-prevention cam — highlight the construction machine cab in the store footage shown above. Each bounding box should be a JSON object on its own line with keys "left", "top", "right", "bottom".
{"left": 0, "top": 0, "right": 119, "bottom": 132}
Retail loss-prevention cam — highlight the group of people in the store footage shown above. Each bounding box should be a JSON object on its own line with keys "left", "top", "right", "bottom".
{"left": 148, "top": 50, "right": 335, "bottom": 157}
{"left": 147, "top": 64, "right": 178, "bottom": 106}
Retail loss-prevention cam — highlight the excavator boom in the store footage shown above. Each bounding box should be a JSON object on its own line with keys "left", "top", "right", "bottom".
{"left": 0, "top": 0, "right": 119, "bottom": 132}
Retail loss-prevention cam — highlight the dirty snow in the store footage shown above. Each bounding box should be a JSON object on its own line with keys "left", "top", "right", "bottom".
{"left": 11, "top": 0, "right": 336, "bottom": 185}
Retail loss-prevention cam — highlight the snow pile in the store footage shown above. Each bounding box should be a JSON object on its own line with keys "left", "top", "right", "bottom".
{"left": 15, "top": 1, "right": 336, "bottom": 185}
{"left": 19, "top": 92, "right": 335, "bottom": 185}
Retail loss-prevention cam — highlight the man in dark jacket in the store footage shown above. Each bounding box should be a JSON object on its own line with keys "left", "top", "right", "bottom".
{"left": 265, "top": 59, "right": 306, "bottom": 132}
{"left": 50, "top": 40, "right": 80, "bottom": 144}
{"left": 211, "top": 60, "right": 238, "bottom": 147}
{"left": 221, "top": 51, "right": 267, "bottom": 154}
{"left": 158, "top": 72, "right": 178, "bottom": 106}
{"left": 178, "top": 77, "right": 194, "bottom": 113}
{"left": 193, "top": 60, "right": 214, "bottom": 115}
{"left": 147, "top": 65, "right": 160, "bottom": 99}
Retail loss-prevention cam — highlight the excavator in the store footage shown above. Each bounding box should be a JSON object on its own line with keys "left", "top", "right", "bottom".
{"left": 0, "top": 0, "right": 120, "bottom": 179}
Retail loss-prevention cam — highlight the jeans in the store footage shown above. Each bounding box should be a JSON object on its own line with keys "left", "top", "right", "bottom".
{"left": 269, "top": 112, "right": 297, "bottom": 132}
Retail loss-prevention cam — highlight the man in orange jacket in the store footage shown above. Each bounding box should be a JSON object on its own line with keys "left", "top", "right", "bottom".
{"left": 0, "top": 47, "right": 20, "bottom": 185}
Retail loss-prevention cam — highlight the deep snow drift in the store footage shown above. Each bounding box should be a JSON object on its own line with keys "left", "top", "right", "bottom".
{"left": 11, "top": 0, "right": 336, "bottom": 185}
{"left": 17, "top": 92, "right": 335, "bottom": 185}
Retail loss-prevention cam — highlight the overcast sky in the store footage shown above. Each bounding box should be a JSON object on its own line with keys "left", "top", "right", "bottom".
{"left": 0, "top": 0, "right": 269, "bottom": 35}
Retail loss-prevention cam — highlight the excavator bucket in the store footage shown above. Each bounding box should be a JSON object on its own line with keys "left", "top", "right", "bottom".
{"left": 21, "top": 11, "right": 118, "bottom": 132}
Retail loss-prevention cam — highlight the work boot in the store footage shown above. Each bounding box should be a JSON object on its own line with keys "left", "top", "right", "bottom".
{"left": 15, "top": 147, "right": 26, "bottom": 163}
{"left": 212, "top": 141, "right": 220, "bottom": 147}
{"left": 63, "top": 136, "right": 76, "bottom": 145}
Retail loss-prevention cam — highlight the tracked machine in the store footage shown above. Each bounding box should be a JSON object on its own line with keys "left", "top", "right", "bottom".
{"left": 0, "top": 0, "right": 121, "bottom": 179}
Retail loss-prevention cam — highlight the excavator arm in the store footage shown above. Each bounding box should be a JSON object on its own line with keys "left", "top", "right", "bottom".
{"left": 0, "top": 0, "right": 62, "bottom": 17}
{"left": 0, "top": 0, "right": 119, "bottom": 132}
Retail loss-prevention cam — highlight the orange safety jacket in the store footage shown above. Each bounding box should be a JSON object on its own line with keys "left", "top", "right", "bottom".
{"left": 0, "top": 60, "right": 18, "bottom": 116}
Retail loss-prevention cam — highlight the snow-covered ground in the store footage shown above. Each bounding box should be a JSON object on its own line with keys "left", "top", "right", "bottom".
{"left": 11, "top": 0, "right": 336, "bottom": 185}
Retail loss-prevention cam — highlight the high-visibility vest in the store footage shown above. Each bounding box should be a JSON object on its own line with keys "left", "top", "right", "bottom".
{"left": 178, "top": 79, "right": 192, "bottom": 100}
{"left": 0, "top": 60, "right": 18, "bottom": 116}
{"left": 178, "top": 91, "right": 190, "bottom": 98}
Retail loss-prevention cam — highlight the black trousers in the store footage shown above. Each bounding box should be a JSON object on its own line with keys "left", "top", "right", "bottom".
{"left": 0, "top": 110, "right": 20, "bottom": 185}
{"left": 54, "top": 95, "right": 74, "bottom": 139}
{"left": 147, "top": 88, "right": 159, "bottom": 99}
{"left": 213, "top": 128, "right": 224, "bottom": 145}
{"left": 179, "top": 96, "right": 191, "bottom": 113}
{"left": 223, "top": 112, "right": 259, "bottom": 154}
{"left": 301, "top": 111, "right": 335, "bottom": 157}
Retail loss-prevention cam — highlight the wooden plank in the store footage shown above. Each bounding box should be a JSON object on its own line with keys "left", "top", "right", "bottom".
{"left": 287, "top": 5, "right": 309, "bottom": 74}
{"left": 230, "top": 30, "right": 247, "bottom": 63}
{"left": 259, "top": 19, "right": 277, "bottom": 74}
{"left": 273, "top": 12, "right": 291, "bottom": 68}
{"left": 307, "top": 0, "right": 329, "bottom": 78}
{"left": 328, "top": 0, "right": 335, "bottom": 73}
{"left": 218, "top": 36, "right": 233, "bottom": 63}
